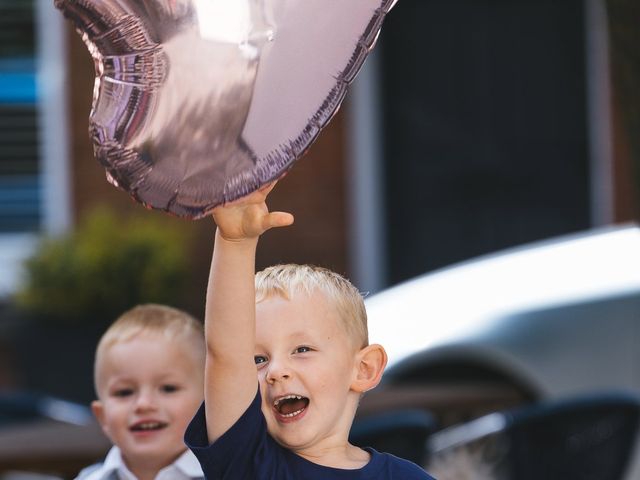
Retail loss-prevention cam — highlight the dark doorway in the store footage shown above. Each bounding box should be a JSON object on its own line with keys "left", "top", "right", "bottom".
{"left": 381, "top": 0, "right": 590, "bottom": 284}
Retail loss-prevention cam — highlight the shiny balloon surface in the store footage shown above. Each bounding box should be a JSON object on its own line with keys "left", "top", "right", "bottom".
{"left": 55, "top": 0, "right": 398, "bottom": 218}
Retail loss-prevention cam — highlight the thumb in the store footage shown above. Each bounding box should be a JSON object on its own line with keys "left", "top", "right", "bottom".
{"left": 262, "top": 211, "right": 294, "bottom": 232}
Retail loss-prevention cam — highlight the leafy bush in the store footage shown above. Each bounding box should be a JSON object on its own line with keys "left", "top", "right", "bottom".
{"left": 16, "top": 207, "right": 191, "bottom": 324}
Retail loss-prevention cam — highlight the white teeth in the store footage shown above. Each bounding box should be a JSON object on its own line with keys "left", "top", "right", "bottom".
{"left": 273, "top": 394, "right": 303, "bottom": 407}
{"left": 134, "top": 422, "right": 163, "bottom": 430}
{"left": 281, "top": 408, "right": 304, "bottom": 418}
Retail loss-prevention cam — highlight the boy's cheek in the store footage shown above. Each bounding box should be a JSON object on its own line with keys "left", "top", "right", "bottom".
{"left": 91, "top": 400, "right": 124, "bottom": 441}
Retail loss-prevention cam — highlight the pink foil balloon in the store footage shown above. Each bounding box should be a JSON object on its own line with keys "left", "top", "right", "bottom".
{"left": 55, "top": 0, "right": 398, "bottom": 218}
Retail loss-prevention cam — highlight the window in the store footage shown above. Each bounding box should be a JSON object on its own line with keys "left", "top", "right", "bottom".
{"left": 380, "top": 0, "right": 591, "bottom": 284}
{"left": 0, "top": 0, "right": 70, "bottom": 295}
{"left": 0, "top": 0, "right": 39, "bottom": 232}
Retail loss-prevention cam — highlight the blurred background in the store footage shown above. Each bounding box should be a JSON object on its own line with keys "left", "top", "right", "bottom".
{"left": 0, "top": 0, "right": 639, "bottom": 478}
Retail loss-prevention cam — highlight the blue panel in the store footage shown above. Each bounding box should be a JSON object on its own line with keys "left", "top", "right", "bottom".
{"left": 0, "top": 72, "right": 36, "bottom": 104}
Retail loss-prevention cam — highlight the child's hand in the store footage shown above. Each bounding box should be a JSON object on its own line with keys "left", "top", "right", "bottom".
{"left": 212, "top": 181, "right": 294, "bottom": 242}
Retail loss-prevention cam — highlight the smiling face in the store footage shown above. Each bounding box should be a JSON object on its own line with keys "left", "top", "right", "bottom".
{"left": 92, "top": 333, "right": 204, "bottom": 474}
{"left": 255, "top": 290, "right": 364, "bottom": 456}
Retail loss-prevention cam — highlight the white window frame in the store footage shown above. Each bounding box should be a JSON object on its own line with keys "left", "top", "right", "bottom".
{"left": 346, "top": 50, "right": 388, "bottom": 295}
{"left": 585, "top": 0, "right": 614, "bottom": 226}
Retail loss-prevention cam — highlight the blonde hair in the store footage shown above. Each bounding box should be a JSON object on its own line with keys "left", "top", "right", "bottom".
{"left": 94, "top": 304, "right": 204, "bottom": 394}
{"left": 255, "top": 264, "right": 368, "bottom": 348}
{"left": 426, "top": 445, "right": 497, "bottom": 480}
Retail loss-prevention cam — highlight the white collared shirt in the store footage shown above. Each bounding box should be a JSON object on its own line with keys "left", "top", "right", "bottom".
{"left": 76, "top": 446, "right": 204, "bottom": 480}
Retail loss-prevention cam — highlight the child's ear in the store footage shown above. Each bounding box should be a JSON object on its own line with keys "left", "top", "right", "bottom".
{"left": 91, "top": 400, "right": 111, "bottom": 438}
{"left": 351, "top": 344, "right": 388, "bottom": 393}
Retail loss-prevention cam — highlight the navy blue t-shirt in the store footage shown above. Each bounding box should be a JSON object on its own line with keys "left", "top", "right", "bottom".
{"left": 185, "top": 389, "right": 435, "bottom": 479}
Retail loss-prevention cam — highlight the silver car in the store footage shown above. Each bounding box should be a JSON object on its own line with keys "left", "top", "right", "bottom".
{"left": 359, "top": 224, "right": 640, "bottom": 479}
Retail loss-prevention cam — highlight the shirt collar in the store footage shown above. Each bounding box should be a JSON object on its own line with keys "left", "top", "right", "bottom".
{"left": 102, "top": 447, "right": 136, "bottom": 480}
{"left": 165, "top": 449, "right": 203, "bottom": 478}
{"left": 90, "top": 447, "right": 203, "bottom": 480}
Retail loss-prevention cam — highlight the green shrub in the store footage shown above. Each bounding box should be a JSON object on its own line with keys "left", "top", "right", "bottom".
{"left": 15, "top": 206, "right": 191, "bottom": 324}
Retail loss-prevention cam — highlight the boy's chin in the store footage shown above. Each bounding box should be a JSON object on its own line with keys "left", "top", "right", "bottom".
{"left": 270, "top": 432, "right": 313, "bottom": 451}
{"left": 267, "top": 423, "right": 337, "bottom": 454}
{"left": 124, "top": 442, "right": 187, "bottom": 463}
{"left": 265, "top": 420, "right": 308, "bottom": 448}
{"left": 121, "top": 452, "right": 171, "bottom": 472}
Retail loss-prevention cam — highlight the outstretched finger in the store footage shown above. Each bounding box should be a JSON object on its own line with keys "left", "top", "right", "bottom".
{"left": 262, "top": 211, "right": 294, "bottom": 232}
{"left": 256, "top": 180, "right": 279, "bottom": 197}
{"left": 218, "top": 181, "right": 278, "bottom": 209}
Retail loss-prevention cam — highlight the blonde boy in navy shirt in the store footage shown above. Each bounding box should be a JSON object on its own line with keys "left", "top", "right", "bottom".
{"left": 185, "top": 182, "right": 434, "bottom": 479}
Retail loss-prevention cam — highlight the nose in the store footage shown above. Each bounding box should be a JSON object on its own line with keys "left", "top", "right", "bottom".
{"left": 265, "top": 357, "right": 291, "bottom": 385}
{"left": 134, "top": 389, "right": 157, "bottom": 412}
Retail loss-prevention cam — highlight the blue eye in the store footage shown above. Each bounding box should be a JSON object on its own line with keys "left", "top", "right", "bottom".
{"left": 254, "top": 355, "right": 268, "bottom": 365}
{"left": 295, "top": 346, "right": 311, "bottom": 354}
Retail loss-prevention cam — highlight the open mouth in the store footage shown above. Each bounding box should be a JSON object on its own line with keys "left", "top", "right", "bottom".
{"left": 273, "top": 394, "right": 310, "bottom": 418}
{"left": 130, "top": 421, "right": 168, "bottom": 432}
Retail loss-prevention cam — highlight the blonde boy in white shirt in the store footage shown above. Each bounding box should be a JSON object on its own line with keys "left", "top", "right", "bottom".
{"left": 76, "top": 304, "right": 205, "bottom": 480}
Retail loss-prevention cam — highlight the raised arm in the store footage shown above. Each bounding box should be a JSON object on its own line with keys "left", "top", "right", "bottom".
{"left": 203, "top": 181, "right": 293, "bottom": 442}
